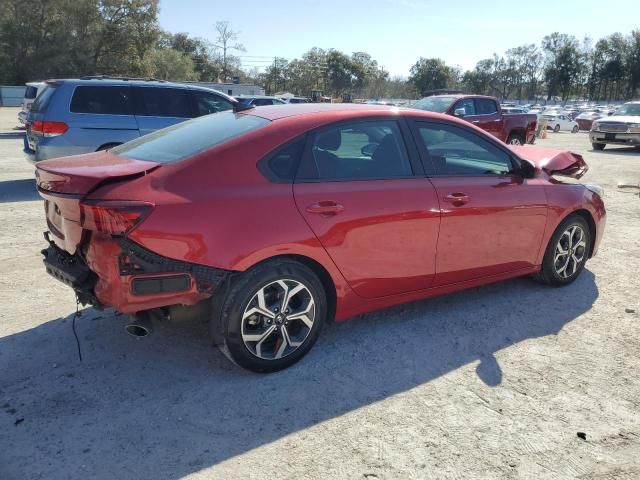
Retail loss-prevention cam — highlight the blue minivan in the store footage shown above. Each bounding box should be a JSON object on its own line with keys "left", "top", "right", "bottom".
{"left": 24, "top": 77, "right": 237, "bottom": 162}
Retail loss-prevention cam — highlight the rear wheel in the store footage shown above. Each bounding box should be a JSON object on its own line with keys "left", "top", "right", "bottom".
{"left": 592, "top": 143, "right": 605, "bottom": 151}
{"left": 214, "top": 260, "right": 326, "bottom": 372}
{"left": 535, "top": 215, "right": 591, "bottom": 286}
{"left": 571, "top": 125, "right": 579, "bottom": 133}
{"left": 553, "top": 124, "right": 561, "bottom": 133}
{"left": 506, "top": 133, "right": 525, "bottom": 145}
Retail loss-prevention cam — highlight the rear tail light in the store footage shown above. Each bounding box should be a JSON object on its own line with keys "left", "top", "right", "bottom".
{"left": 80, "top": 200, "right": 153, "bottom": 235}
{"left": 31, "top": 120, "right": 68, "bottom": 137}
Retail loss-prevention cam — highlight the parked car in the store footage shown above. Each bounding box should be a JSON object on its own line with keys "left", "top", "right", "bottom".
{"left": 36, "top": 103, "right": 605, "bottom": 372}
{"left": 235, "top": 95, "right": 287, "bottom": 106}
{"left": 23, "top": 77, "right": 236, "bottom": 162}
{"left": 590, "top": 101, "right": 640, "bottom": 150}
{"left": 502, "top": 107, "right": 527, "bottom": 114}
{"left": 412, "top": 94, "right": 538, "bottom": 145}
{"left": 543, "top": 114, "right": 580, "bottom": 133}
{"left": 279, "top": 96, "right": 310, "bottom": 104}
{"left": 575, "top": 111, "right": 604, "bottom": 131}
{"left": 17, "top": 81, "right": 46, "bottom": 125}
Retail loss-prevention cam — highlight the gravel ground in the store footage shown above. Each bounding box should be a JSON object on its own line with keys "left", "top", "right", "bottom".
{"left": 0, "top": 107, "right": 639, "bottom": 480}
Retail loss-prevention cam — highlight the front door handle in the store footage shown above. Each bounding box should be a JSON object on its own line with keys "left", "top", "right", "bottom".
{"left": 444, "top": 193, "right": 470, "bottom": 206}
{"left": 306, "top": 201, "right": 344, "bottom": 216}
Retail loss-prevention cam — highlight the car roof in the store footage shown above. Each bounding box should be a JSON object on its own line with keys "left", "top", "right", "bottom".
{"left": 243, "top": 103, "right": 450, "bottom": 122}
{"left": 42, "top": 78, "right": 236, "bottom": 101}
{"left": 236, "top": 95, "right": 282, "bottom": 99}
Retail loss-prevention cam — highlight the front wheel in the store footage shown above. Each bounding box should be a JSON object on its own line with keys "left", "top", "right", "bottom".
{"left": 214, "top": 260, "right": 326, "bottom": 372}
{"left": 592, "top": 143, "right": 605, "bottom": 151}
{"left": 571, "top": 125, "right": 579, "bottom": 133}
{"left": 535, "top": 215, "right": 591, "bottom": 286}
{"left": 506, "top": 133, "right": 524, "bottom": 145}
{"left": 553, "top": 124, "right": 561, "bottom": 133}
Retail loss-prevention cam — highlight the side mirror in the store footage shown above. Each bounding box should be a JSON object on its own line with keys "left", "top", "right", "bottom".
{"left": 361, "top": 143, "right": 378, "bottom": 157}
{"left": 454, "top": 108, "right": 466, "bottom": 117}
{"left": 518, "top": 159, "right": 536, "bottom": 178}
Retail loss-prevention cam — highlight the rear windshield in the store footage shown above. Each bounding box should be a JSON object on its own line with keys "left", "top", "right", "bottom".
{"left": 25, "top": 86, "right": 38, "bottom": 99}
{"left": 412, "top": 96, "right": 457, "bottom": 113}
{"left": 30, "top": 86, "right": 56, "bottom": 113}
{"left": 112, "top": 111, "right": 269, "bottom": 163}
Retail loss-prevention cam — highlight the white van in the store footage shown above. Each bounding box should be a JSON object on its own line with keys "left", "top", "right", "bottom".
{"left": 18, "top": 82, "right": 46, "bottom": 124}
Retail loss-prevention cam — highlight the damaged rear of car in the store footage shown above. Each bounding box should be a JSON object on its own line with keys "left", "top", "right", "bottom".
{"left": 36, "top": 111, "right": 268, "bottom": 317}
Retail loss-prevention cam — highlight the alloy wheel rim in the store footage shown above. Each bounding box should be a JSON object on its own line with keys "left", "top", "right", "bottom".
{"left": 241, "top": 279, "right": 315, "bottom": 360}
{"left": 509, "top": 137, "right": 522, "bottom": 145}
{"left": 554, "top": 225, "right": 587, "bottom": 278}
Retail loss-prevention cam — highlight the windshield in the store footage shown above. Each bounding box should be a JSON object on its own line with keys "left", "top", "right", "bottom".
{"left": 112, "top": 112, "right": 269, "bottom": 163}
{"left": 614, "top": 104, "right": 640, "bottom": 116}
{"left": 412, "top": 96, "right": 457, "bottom": 113}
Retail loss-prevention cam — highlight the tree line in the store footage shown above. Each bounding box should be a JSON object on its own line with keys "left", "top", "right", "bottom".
{"left": 1, "top": 0, "right": 638, "bottom": 101}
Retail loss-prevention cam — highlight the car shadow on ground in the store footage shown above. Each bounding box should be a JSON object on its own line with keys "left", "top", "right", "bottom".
{"left": 0, "top": 271, "right": 598, "bottom": 479}
{"left": 0, "top": 178, "right": 39, "bottom": 203}
{"left": 591, "top": 147, "right": 640, "bottom": 156}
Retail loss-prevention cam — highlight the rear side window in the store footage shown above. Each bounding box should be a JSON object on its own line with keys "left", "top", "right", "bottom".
{"left": 135, "top": 87, "right": 192, "bottom": 118}
{"left": 30, "top": 86, "right": 56, "bottom": 113}
{"left": 70, "top": 86, "right": 133, "bottom": 115}
{"left": 258, "top": 137, "right": 306, "bottom": 182}
{"left": 476, "top": 99, "right": 498, "bottom": 115}
{"left": 191, "top": 90, "right": 233, "bottom": 116}
{"left": 112, "top": 112, "right": 269, "bottom": 163}
{"left": 24, "top": 86, "right": 38, "bottom": 99}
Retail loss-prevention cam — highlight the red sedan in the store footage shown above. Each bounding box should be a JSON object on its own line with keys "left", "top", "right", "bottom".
{"left": 36, "top": 104, "right": 606, "bottom": 372}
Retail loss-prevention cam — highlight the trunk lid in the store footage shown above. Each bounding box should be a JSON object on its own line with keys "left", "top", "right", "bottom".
{"left": 36, "top": 151, "right": 159, "bottom": 254}
{"left": 508, "top": 146, "right": 588, "bottom": 179}
{"left": 36, "top": 150, "right": 159, "bottom": 195}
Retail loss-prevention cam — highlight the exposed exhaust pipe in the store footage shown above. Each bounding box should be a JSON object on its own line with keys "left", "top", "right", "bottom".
{"left": 125, "top": 312, "right": 153, "bottom": 337}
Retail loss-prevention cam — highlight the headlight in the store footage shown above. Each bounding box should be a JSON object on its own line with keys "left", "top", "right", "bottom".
{"left": 584, "top": 183, "right": 604, "bottom": 197}
{"left": 629, "top": 123, "right": 640, "bottom": 133}
{"left": 591, "top": 122, "right": 600, "bottom": 131}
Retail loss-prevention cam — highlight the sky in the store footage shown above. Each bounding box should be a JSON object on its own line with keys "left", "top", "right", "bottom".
{"left": 159, "top": 0, "right": 640, "bottom": 77}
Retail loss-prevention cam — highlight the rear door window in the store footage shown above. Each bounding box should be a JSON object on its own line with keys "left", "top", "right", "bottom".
{"left": 191, "top": 90, "right": 234, "bottom": 116}
{"left": 135, "top": 87, "right": 193, "bottom": 118}
{"left": 476, "top": 98, "right": 498, "bottom": 115}
{"left": 298, "top": 121, "right": 413, "bottom": 181}
{"left": 70, "top": 86, "right": 133, "bottom": 115}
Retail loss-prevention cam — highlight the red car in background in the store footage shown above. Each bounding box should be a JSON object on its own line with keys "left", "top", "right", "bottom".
{"left": 36, "top": 104, "right": 605, "bottom": 372}
{"left": 412, "top": 94, "right": 538, "bottom": 145}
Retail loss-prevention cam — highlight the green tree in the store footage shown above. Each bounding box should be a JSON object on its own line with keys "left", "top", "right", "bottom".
{"left": 409, "top": 58, "right": 454, "bottom": 95}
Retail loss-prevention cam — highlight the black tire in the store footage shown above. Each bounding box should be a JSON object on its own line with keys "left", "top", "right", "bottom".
{"left": 506, "top": 133, "right": 525, "bottom": 145}
{"left": 214, "top": 259, "right": 326, "bottom": 372}
{"left": 535, "top": 214, "right": 591, "bottom": 286}
{"left": 553, "top": 124, "right": 561, "bottom": 133}
{"left": 592, "top": 143, "right": 605, "bottom": 151}
{"left": 571, "top": 125, "right": 579, "bottom": 133}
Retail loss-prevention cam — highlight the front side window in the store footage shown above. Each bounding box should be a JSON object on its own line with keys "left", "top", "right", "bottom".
{"left": 417, "top": 123, "right": 514, "bottom": 176}
{"left": 300, "top": 121, "right": 412, "bottom": 181}
{"left": 412, "top": 96, "right": 457, "bottom": 113}
{"left": 192, "top": 90, "right": 233, "bottom": 116}
{"left": 135, "top": 87, "right": 192, "bottom": 117}
{"left": 112, "top": 112, "right": 269, "bottom": 163}
{"left": 70, "top": 86, "right": 133, "bottom": 115}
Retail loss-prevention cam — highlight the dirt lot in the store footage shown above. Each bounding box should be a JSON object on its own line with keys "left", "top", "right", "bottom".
{"left": 0, "top": 106, "right": 639, "bottom": 480}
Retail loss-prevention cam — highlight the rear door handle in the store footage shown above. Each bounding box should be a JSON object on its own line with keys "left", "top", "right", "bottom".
{"left": 444, "top": 193, "right": 470, "bottom": 205}
{"left": 306, "top": 201, "right": 344, "bottom": 216}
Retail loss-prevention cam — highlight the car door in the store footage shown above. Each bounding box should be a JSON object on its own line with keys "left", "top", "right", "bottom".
{"left": 293, "top": 119, "right": 441, "bottom": 298}
{"left": 133, "top": 86, "right": 194, "bottom": 136}
{"left": 411, "top": 120, "right": 547, "bottom": 287}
